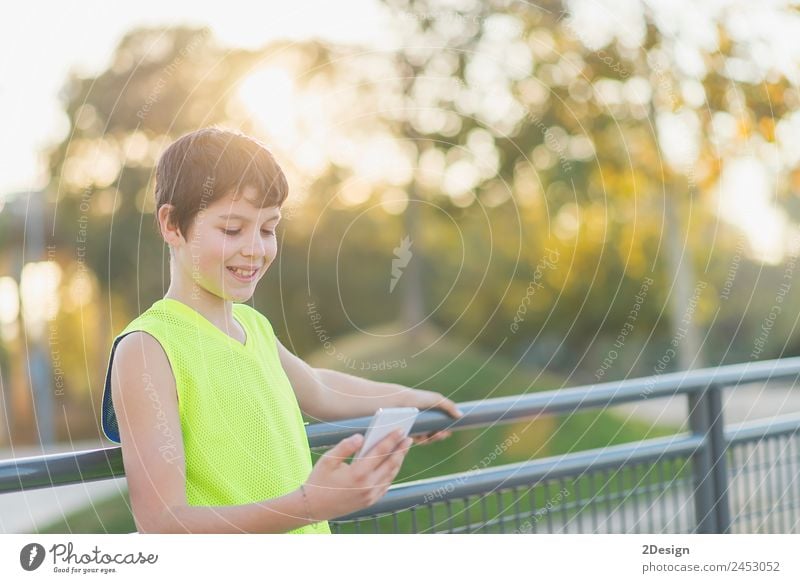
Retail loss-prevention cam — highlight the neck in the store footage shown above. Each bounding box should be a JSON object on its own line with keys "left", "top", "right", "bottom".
{"left": 164, "top": 281, "right": 234, "bottom": 328}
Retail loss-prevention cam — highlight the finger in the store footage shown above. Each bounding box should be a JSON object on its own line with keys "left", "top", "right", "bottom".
{"left": 353, "top": 429, "right": 405, "bottom": 470}
{"left": 438, "top": 398, "right": 463, "bottom": 419}
{"left": 413, "top": 430, "right": 452, "bottom": 445}
{"left": 321, "top": 433, "right": 363, "bottom": 467}
{"left": 414, "top": 432, "right": 435, "bottom": 445}
{"left": 374, "top": 438, "right": 412, "bottom": 484}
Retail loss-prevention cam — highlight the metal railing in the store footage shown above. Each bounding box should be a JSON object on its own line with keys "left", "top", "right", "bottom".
{"left": 2, "top": 358, "right": 800, "bottom": 533}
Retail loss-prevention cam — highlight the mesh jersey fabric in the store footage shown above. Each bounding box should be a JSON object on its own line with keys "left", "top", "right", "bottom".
{"left": 100, "top": 297, "right": 331, "bottom": 534}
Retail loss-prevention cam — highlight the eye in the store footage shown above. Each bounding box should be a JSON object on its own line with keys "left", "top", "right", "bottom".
{"left": 262, "top": 229, "right": 275, "bottom": 236}
{"left": 222, "top": 229, "right": 241, "bottom": 236}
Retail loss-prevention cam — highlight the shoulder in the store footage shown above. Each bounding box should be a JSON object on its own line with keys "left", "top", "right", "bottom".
{"left": 113, "top": 331, "right": 175, "bottom": 386}
{"left": 107, "top": 330, "right": 178, "bottom": 442}
{"left": 115, "top": 329, "right": 168, "bottom": 358}
{"left": 102, "top": 305, "right": 182, "bottom": 444}
{"left": 109, "top": 332, "right": 178, "bottom": 433}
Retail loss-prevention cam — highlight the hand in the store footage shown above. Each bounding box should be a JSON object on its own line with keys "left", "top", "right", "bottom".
{"left": 407, "top": 389, "right": 463, "bottom": 446}
{"left": 303, "top": 429, "right": 412, "bottom": 521}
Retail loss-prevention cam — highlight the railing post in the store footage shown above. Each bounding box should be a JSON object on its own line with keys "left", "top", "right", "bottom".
{"left": 688, "top": 386, "right": 718, "bottom": 533}
{"left": 707, "top": 384, "right": 731, "bottom": 533}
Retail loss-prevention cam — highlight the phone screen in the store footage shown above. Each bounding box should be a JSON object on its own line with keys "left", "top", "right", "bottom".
{"left": 354, "top": 407, "right": 419, "bottom": 460}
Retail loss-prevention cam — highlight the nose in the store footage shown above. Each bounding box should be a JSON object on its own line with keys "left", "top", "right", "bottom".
{"left": 241, "top": 231, "right": 268, "bottom": 260}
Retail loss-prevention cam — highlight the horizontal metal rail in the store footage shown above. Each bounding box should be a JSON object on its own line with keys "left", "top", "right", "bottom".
{"left": 2, "top": 357, "right": 800, "bottom": 493}
{"left": 725, "top": 412, "right": 800, "bottom": 444}
{"left": 334, "top": 433, "right": 706, "bottom": 520}
{"left": 307, "top": 356, "right": 800, "bottom": 448}
{"left": 0, "top": 447, "right": 124, "bottom": 494}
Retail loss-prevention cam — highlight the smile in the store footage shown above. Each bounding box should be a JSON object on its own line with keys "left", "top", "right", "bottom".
{"left": 227, "top": 266, "right": 259, "bottom": 282}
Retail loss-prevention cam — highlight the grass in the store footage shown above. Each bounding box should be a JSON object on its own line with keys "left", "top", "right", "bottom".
{"left": 36, "top": 490, "right": 136, "bottom": 534}
{"left": 37, "top": 325, "right": 681, "bottom": 533}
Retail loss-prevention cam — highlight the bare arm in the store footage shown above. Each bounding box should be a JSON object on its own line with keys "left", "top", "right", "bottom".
{"left": 111, "top": 332, "right": 321, "bottom": 534}
{"left": 276, "top": 338, "right": 463, "bottom": 427}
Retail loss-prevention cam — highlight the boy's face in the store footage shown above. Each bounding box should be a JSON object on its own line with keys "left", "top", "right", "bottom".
{"left": 171, "top": 186, "right": 281, "bottom": 303}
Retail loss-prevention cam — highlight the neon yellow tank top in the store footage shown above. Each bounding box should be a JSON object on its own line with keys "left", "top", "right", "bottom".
{"left": 101, "top": 297, "right": 331, "bottom": 534}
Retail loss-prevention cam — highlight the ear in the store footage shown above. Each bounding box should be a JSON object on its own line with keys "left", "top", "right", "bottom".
{"left": 157, "top": 204, "right": 185, "bottom": 248}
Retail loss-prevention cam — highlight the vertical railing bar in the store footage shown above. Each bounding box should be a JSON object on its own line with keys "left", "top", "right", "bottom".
{"left": 729, "top": 444, "right": 739, "bottom": 533}
{"left": 646, "top": 462, "right": 656, "bottom": 534}
{"left": 708, "top": 384, "right": 731, "bottom": 533}
{"left": 781, "top": 435, "right": 794, "bottom": 534}
{"left": 785, "top": 435, "right": 796, "bottom": 533}
{"left": 792, "top": 436, "right": 800, "bottom": 534}
{"left": 446, "top": 499, "right": 455, "bottom": 534}
{"left": 771, "top": 436, "right": 783, "bottom": 533}
{"left": 602, "top": 468, "right": 614, "bottom": 534}
{"left": 754, "top": 439, "right": 767, "bottom": 533}
{"left": 465, "top": 495, "right": 473, "bottom": 534}
{"left": 779, "top": 435, "right": 791, "bottom": 534}
{"left": 688, "top": 386, "right": 717, "bottom": 533}
{"left": 672, "top": 458, "right": 683, "bottom": 533}
{"left": 679, "top": 459, "right": 687, "bottom": 534}
{"left": 765, "top": 436, "right": 776, "bottom": 534}
{"left": 739, "top": 442, "right": 749, "bottom": 532}
{"left": 545, "top": 481, "right": 555, "bottom": 534}
{"left": 753, "top": 440, "right": 764, "bottom": 533}
{"left": 512, "top": 486, "right": 523, "bottom": 532}
{"left": 770, "top": 436, "right": 781, "bottom": 533}
{"left": 575, "top": 470, "right": 592, "bottom": 532}
{"left": 745, "top": 442, "right": 755, "bottom": 534}
{"left": 618, "top": 467, "right": 628, "bottom": 533}
{"left": 497, "top": 490, "right": 506, "bottom": 534}
{"left": 559, "top": 478, "right": 570, "bottom": 534}
{"left": 480, "top": 494, "right": 489, "bottom": 534}
{"left": 657, "top": 459, "right": 667, "bottom": 534}
{"left": 631, "top": 465, "right": 640, "bottom": 534}
{"left": 768, "top": 436, "right": 778, "bottom": 533}
{"left": 426, "top": 503, "right": 435, "bottom": 534}
{"left": 683, "top": 457, "right": 694, "bottom": 534}
{"left": 742, "top": 442, "right": 752, "bottom": 533}
{"left": 739, "top": 442, "right": 749, "bottom": 534}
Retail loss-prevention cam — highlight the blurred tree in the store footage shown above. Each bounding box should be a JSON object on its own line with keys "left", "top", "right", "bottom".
{"left": 40, "top": 0, "right": 800, "bottom": 444}
{"left": 360, "top": 0, "right": 800, "bottom": 378}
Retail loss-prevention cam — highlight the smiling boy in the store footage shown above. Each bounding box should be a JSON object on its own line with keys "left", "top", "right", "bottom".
{"left": 101, "top": 127, "right": 461, "bottom": 533}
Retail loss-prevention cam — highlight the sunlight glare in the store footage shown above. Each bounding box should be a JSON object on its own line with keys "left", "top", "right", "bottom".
{"left": 238, "top": 67, "right": 297, "bottom": 143}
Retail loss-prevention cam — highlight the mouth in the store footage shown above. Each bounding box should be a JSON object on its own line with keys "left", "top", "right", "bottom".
{"left": 226, "top": 265, "right": 261, "bottom": 283}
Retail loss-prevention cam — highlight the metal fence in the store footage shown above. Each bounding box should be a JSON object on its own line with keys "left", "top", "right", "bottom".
{"left": 2, "top": 358, "right": 800, "bottom": 533}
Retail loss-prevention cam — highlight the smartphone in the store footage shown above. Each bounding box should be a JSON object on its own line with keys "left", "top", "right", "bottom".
{"left": 353, "top": 407, "right": 419, "bottom": 461}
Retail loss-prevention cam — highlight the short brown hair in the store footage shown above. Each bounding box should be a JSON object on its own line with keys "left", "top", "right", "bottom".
{"left": 153, "top": 127, "right": 289, "bottom": 240}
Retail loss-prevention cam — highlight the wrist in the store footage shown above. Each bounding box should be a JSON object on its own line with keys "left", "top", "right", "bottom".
{"left": 298, "top": 483, "right": 318, "bottom": 524}
{"left": 395, "top": 385, "right": 418, "bottom": 408}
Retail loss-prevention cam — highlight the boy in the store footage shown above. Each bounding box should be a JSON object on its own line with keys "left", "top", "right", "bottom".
{"left": 101, "top": 128, "right": 462, "bottom": 533}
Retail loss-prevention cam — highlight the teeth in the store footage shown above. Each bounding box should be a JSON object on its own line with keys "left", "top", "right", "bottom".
{"left": 229, "top": 267, "right": 257, "bottom": 277}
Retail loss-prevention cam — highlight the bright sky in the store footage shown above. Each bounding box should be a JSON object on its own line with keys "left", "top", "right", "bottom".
{"left": 0, "top": 0, "right": 394, "bottom": 197}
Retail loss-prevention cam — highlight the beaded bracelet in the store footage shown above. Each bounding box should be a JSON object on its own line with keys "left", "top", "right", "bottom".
{"left": 299, "top": 484, "right": 314, "bottom": 522}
